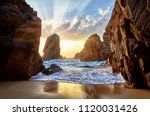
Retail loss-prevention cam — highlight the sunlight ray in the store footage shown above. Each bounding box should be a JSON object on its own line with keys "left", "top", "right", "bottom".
{"left": 53, "top": 0, "right": 71, "bottom": 28}
{"left": 26, "top": 0, "right": 115, "bottom": 58}
{"left": 52, "top": 0, "right": 92, "bottom": 28}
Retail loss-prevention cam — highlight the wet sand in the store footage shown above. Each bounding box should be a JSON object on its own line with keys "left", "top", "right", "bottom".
{"left": 0, "top": 81, "right": 150, "bottom": 99}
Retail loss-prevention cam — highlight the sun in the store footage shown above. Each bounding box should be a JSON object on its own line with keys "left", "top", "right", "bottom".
{"left": 60, "top": 40, "right": 85, "bottom": 58}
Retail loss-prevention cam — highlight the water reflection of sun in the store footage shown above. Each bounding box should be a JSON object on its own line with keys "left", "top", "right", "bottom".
{"left": 58, "top": 83, "right": 86, "bottom": 99}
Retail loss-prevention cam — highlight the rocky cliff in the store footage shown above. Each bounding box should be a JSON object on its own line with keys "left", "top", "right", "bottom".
{"left": 106, "top": 0, "right": 150, "bottom": 88}
{"left": 42, "top": 34, "right": 63, "bottom": 60}
{"left": 0, "top": 0, "right": 42, "bottom": 80}
{"left": 74, "top": 34, "right": 110, "bottom": 61}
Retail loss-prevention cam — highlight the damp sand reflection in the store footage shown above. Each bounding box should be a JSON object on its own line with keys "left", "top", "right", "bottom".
{"left": 0, "top": 81, "right": 150, "bottom": 99}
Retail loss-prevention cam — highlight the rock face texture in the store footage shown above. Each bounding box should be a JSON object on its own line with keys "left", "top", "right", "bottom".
{"left": 0, "top": 0, "right": 42, "bottom": 80}
{"left": 106, "top": 0, "right": 150, "bottom": 88}
{"left": 42, "top": 34, "right": 63, "bottom": 60}
{"left": 74, "top": 34, "right": 110, "bottom": 61}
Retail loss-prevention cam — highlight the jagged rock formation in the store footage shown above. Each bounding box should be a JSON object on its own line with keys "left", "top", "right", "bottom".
{"left": 74, "top": 34, "right": 110, "bottom": 61}
{"left": 42, "top": 34, "right": 63, "bottom": 60}
{"left": 0, "top": 0, "right": 42, "bottom": 80}
{"left": 106, "top": 0, "right": 150, "bottom": 88}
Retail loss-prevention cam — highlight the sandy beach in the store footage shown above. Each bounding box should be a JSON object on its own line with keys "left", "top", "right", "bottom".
{"left": 0, "top": 81, "right": 150, "bottom": 99}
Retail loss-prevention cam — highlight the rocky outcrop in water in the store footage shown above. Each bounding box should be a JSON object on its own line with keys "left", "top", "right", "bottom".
{"left": 0, "top": 0, "right": 42, "bottom": 80}
{"left": 42, "top": 64, "right": 62, "bottom": 75}
{"left": 106, "top": 0, "right": 150, "bottom": 88}
{"left": 42, "top": 34, "right": 63, "bottom": 60}
{"left": 74, "top": 34, "right": 110, "bottom": 61}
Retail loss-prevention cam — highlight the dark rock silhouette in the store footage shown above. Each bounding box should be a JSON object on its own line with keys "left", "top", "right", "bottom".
{"left": 0, "top": 0, "right": 42, "bottom": 80}
{"left": 106, "top": 0, "right": 150, "bottom": 88}
{"left": 42, "top": 34, "right": 63, "bottom": 60}
{"left": 42, "top": 64, "right": 62, "bottom": 75}
{"left": 74, "top": 34, "right": 110, "bottom": 61}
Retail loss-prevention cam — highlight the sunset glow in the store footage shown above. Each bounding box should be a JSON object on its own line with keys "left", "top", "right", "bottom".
{"left": 39, "top": 37, "right": 85, "bottom": 58}
{"left": 26, "top": 0, "right": 115, "bottom": 58}
{"left": 60, "top": 40, "right": 85, "bottom": 58}
{"left": 39, "top": 37, "right": 46, "bottom": 56}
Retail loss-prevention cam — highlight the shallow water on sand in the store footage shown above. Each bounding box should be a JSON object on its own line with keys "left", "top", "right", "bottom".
{"left": 32, "top": 59, "right": 125, "bottom": 84}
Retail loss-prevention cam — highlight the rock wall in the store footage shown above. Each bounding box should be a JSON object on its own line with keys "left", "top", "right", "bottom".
{"left": 0, "top": 0, "right": 42, "bottom": 80}
{"left": 42, "top": 34, "right": 63, "bottom": 60}
{"left": 106, "top": 0, "right": 150, "bottom": 88}
{"left": 74, "top": 34, "right": 110, "bottom": 61}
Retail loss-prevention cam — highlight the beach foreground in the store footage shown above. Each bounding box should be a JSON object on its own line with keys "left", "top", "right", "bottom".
{"left": 0, "top": 81, "right": 150, "bottom": 99}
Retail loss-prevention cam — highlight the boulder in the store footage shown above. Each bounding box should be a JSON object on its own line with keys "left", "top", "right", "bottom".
{"left": 106, "top": 0, "right": 150, "bottom": 88}
{"left": 42, "top": 64, "right": 62, "bottom": 75}
{"left": 42, "top": 34, "right": 63, "bottom": 60}
{"left": 74, "top": 34, "right": 110, "bottom": 61}
{"left": 0, "top": 0, "right": 42, "bottom": 80}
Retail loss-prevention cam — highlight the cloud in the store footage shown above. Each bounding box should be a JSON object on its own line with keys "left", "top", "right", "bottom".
{"left": 41, "top": 6, "right": 112, "bottom": 40}
{"left": 53, "top": 0, "right": 92, "bottom": 28}
{"left": 41, "top": 19, "right": 54, "bottom": 37}
{"left": 98, "top": 7, "right": 111, "bottom": 17}
{"left": 69, "top": 15, "right": 96, "bottom": 31}
{"left": 56, "top": 21, "right": 70, "bottom": 32}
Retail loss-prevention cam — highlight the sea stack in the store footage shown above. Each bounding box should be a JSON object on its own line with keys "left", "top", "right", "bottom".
{"left": 42, "top": 34, "right": 63, "bottom": 60}
{"left": 74, "top": 34, "right": 110, "bottom": 61}
{"left": 106, "top": 0, "right": 150, "bottom": 88}
{"left": 0, "top": 0, "right": 42, "bottom": 80}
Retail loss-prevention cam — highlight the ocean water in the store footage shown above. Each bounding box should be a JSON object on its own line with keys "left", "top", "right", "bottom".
{"left": 31, "top": 59, "right": 125, "bottom": 84}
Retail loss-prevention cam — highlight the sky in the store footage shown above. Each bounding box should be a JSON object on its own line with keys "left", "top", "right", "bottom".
{"left": 26, "top": 0, "right": 115, "bottom": 58}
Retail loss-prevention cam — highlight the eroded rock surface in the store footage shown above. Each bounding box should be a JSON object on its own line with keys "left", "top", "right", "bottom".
{"left": 0, "top": 0, "right": 42, "bottom": 80}
{"left": 74, "top": 34, "right": 110, "bottom": 61}
{"left": 42, "top": 34, "right": 63, "bottom": 60}
{"left": 106, "top": 0, "right": 150, "bottom": 88}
